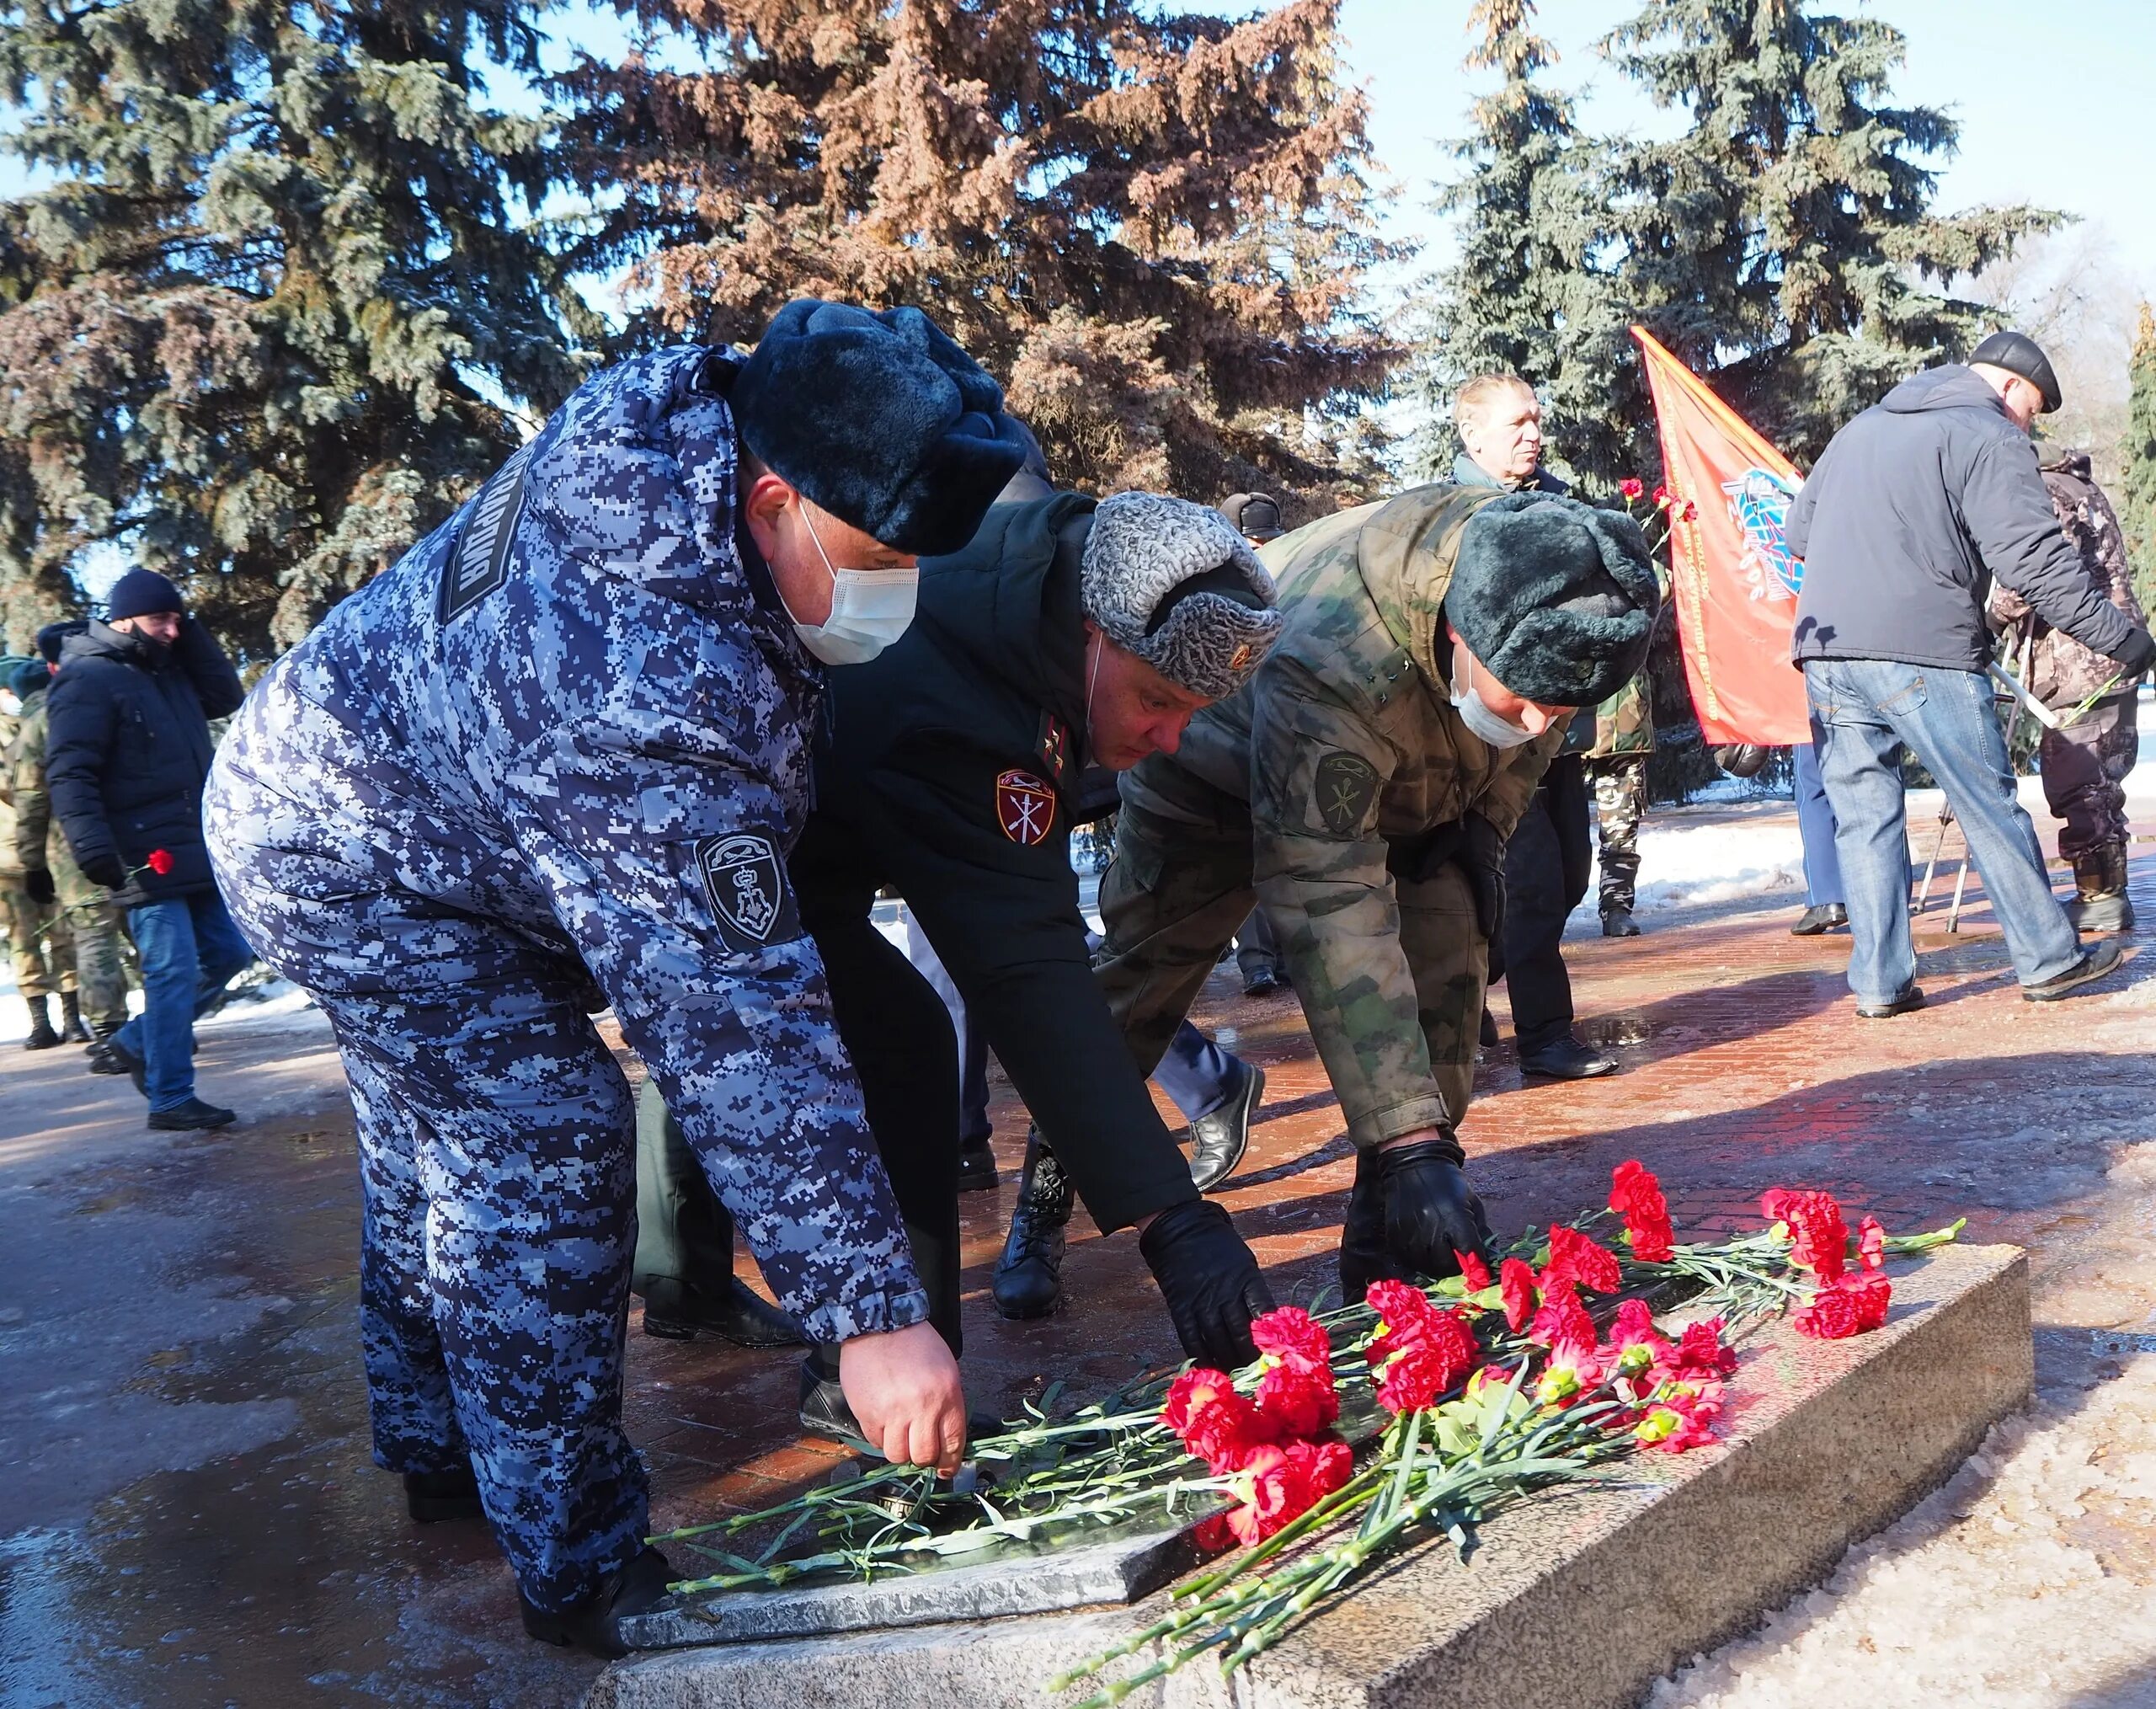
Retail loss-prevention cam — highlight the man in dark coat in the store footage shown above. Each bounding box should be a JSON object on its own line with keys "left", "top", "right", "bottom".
{"left": 49, "top": 570, "right": 248, "bottom": 1126}
{"left": 640, "top": 489, "right": 1289, "bottom": 1433}
{"left": 1451, "top": 373, "right": 1618, "bottom": 1079}
{"left": 1790, "top": 331, "right": 2154, "bottom": 1013}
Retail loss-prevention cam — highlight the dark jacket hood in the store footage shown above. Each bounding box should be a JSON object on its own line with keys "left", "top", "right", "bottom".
{"left": 63, "top": 617, "right": 168, "bottom": 672}
{"left": 916, "top": 492, "right": 1095, "bottom": 742}
{"left": 1881, "top": 364, "right": 2009, "bottom": 418}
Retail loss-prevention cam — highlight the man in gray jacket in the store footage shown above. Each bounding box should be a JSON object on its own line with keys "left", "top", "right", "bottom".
{"left": 1789, "top": 331, "right": 2154, "bottom": 1014}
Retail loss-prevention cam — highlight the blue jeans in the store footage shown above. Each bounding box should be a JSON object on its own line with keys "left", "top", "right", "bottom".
{"left": 120, "top": 891, "right": 254, "bottom": 1109}
{"left": 1792, "top": 731, "right": 1844, "bottom": 907}
{"left": 1805, "top": 660, "right": 2080, "bottom": 1004}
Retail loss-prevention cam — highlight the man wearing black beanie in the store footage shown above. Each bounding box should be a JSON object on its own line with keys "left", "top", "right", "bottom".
{"left": 204, "top": 302, "right": 1028, "bottom": 1657}
{"left": 46, "top": 571, "right": 248, "bottom": 1116}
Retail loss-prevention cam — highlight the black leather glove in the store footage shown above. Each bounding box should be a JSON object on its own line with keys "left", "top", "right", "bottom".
{"left": 2113, "top": 626, "right": 2156, "bottom": 681}
{"left": 1139, "top": 1197, "right": 1275, "bottom": 1370}
{"left": 81, "top": 852, "right": 127, "bottom": 890}
{"left": 23, "top": 868, "right": 55, "bottom": 905}
{"left": 1378, "top": 1136, "right": 1493, "bottom": 1282}
{"left": 1338, "top": 1145, "right": 1402, "bottom": 1305}
{"left": 1454, "top": 810, "right": 1507, "bottom": 945}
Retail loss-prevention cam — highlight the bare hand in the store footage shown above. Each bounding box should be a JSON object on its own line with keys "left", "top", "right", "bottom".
{"left": 838, "top": 1322, "right": 967, "bottom": 1477}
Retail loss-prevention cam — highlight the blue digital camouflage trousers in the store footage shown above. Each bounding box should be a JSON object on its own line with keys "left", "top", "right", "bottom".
{"left": 229, "top": 879, "right": 646, "bottom": 1616}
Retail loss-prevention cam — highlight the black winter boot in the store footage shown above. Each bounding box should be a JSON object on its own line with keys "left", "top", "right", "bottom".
{"left": 992, "top": 1127, "right": 1073, "bottom": 1321}
{"left": 403, "top": 1465, "right": 485, "bottom": 1524}
{"left": 58, "top": 991, "right": 91, "bottom": 1044}
{"left": 641, "top": 1275, "right": 803, "bottom": 1348}
{"left": 520, "top": 1546, "right": 675, "bottom": 1660}
{"left": 2067, "top": 841, "right": 2134, "bottom": 935}
{"left": 22, "top": 996, "right": 59, "bottom": 1051}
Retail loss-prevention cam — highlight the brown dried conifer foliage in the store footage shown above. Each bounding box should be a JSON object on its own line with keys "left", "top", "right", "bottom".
{"left": 550, "top": 0, "right": 1401, "bottom": 515}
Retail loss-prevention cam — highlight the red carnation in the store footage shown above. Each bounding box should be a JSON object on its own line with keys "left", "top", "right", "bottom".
{"left": 1251, "top": 1306, "right": 1332, "bottom": 1375}
{"left": 1499, "top": 1257, "right": 1538, "bottom": 1332}
{"left": 1620, "top": 478, "right": 1646, "bottom": 500}
{"left": 1678, "top": 499, "right": 1700, "bottom": 522}
{"left": 1608, "top": 1297, "right": 1673, "bottom": 1381}
{"left": 1254, "top": 1360, "right": 1339, "bottom": 1439}
{"left": 1163, "top": 1369, "right": 1268, "bottom": 1471}
{"left": 1795, "top": 1273, "right": 1891, "bottom": 1341}
{"left": 1857, "top": 1215, "right": 1886, "bottom": 1273}
{"left": 1216, "top": 1437, "right": 1354, "bottom": 1547}
{"left": 1527, "top": 1278, "right": 1596, "bottom": 1352}
{"left": 1455, "top": 1248, "right": 1492, "bottom": 1293}
{"left": 146, "top": 848, "right": 175, "bottom": 876}
{"left": 1609, "top": 1160, "right": 1676, "bottom": 1263}
{"left": 1761, "top": 1188, "right": 1849, "bottom": 1284}
{"left": 1652, "top": 484, "right": 1671, "bottom": 509}
{"left": 1543, "top": 1226, "right": 1621, "bottom": 1295}
{"left": 1633, "top": 1387, "right": 1721, "bottom": 1453}
{"left": 1667, "top": 1317, "right": 1738, "bottom": 1381}
{"left": 1364, "top": 1279, "right": 1441, "bottom": 1350}
{"left": 1373, "top": 1319, "right": 1478, "bottom": 1414}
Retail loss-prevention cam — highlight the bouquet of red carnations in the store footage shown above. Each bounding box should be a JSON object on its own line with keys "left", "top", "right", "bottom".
{"left": 653, "top": 1164, "right": 1959, "bottom": 1705}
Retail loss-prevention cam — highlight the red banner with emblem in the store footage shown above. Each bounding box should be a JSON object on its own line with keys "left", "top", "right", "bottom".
{"left": 1631, "top": 327, "right": 1812, "bottom": 746}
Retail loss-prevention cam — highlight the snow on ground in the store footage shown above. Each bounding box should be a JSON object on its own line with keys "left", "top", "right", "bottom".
{"left": 1649, "top": 1350, "right": 2156, "bottom": 1707}
{"left": 0, "top": 970, "right": 328, "bottom": 1048}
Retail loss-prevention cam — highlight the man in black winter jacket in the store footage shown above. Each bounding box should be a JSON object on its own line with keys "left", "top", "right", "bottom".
{"left": 49, "top": 569, "right": 251, "bottom": 1128}
{"left": 1788, "top": 331, "right": 2155, "bottom": 1016}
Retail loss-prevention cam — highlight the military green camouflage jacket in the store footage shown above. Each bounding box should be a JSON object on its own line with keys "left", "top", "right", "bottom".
{"left": 1579, "top": 672, "right": 1653, "bottom": 759}
{"left": 1122, "top": 483, "right": 1566, "bottom": 1146}
{"left": 7, "top": 686, "right": 101, "bottom": 903}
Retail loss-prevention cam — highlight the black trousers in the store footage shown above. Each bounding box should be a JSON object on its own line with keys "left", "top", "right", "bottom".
{"left": 637, "top": 814, "right": 965, "bottom": 1381}
{"left": 1491, "top": 754, "right": 1592, "bottom": 1055}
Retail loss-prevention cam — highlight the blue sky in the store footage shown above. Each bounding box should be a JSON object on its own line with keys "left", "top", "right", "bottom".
{"left": 1341, "top": 0, "right": 2156, "bottom": 295}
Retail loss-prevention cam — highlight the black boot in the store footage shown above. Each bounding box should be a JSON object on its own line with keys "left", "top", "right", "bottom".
{"left": 1518, "top": 1033, "right": 1620, "bottom": 1080}
{"left": 1337, "top": 1146, "right": 1398, "bottom": 1306}
{"left": 22, "top": 996, "right": 59, "bottom": 1051}
{"left": 798, "top": 1354, "right": 866, "bottom": 1443}
{"left": 992, "top": 1127, "right": 1072, "bottom": 1321}
{"left": 403, "top": 1464, "right": 485, "bottom": 1524}
{"left": 2066, "top": 841, "right": 2134, "bottom": 935}
{"left": 520, "top": 1546, "right": 675, "bottom": 1660}
{"left": 1187, "top": 1060, "right": 1264, "bottom": 1192}
{"left": 955, "top": 1132, "right": 998, "bottom": 1192}
{"left": 1790, "top": 902, "right": 1849, "bottom": 936}
{"left": 641, "top": 1275, "right": 804, "bottom": 1348}
{"left": 1599, "top": 905, "right": 1641, "bottom": 938}
{"left": 58, "top": 991, "right": 91, "bottom": 1044}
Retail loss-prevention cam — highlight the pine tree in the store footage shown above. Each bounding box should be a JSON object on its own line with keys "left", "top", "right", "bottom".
{"left": 1402, "top": 0, "right": 1629, "bottom": 487}
{"left": 1602, "top": 0, "right": 2062, "bottom": 465}
{"left": 2122, "top": 303, "right": 2156, "bottom": 617}
{"left": 547, "top": 0, "right": 1399, "bottom": 514}
{"left": 0, "top": 0, "right": 596, "bottom": 657}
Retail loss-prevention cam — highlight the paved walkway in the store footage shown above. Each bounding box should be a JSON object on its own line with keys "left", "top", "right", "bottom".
{"left": 2, "top": 798, "right": 2152, "bottom": 1707}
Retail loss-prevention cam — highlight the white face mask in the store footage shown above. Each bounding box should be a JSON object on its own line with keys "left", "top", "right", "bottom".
{"left": 0, "top": 692, "right": 19, "bottom": 718}
{"left": 1450, "top": 650, "right": 1538, "bottom": 750}
{"left": 786, "top": 509, "right": 919, "bottom": 666}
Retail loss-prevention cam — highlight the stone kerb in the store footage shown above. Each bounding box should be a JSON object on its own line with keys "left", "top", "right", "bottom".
{"left": 591, "top": 1242, "right": 2031, "bottom": 1709}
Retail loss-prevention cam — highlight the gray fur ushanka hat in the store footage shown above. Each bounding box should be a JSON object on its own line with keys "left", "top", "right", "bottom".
{"left": 1446, "top": 492, "right": 1659, "bottom": 706}
{"left": 1081, "top": 492, "right": 1283, "bottom": 700}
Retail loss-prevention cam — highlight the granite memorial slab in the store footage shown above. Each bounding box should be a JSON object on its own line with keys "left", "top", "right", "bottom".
{"left": 592, "top": 1242, "right": 2030, "bottom": 1709}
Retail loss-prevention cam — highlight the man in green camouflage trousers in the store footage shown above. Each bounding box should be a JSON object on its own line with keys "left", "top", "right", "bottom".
{"left": 1093, "top": 481, "right": 1659, "bottom": 1300}
{"left": 1581, "top": 673, "right": 1652, "bottom": 936}
{"left": 10, "top": 641, "right": 130, "bottom": 1039}
{"left": 0, "top": 657, "right": 77, "bottom": 1049}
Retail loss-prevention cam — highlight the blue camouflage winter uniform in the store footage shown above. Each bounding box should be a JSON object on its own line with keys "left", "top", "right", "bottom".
{"left": 204, "top": 346, "right": 925, "bottom": 1615}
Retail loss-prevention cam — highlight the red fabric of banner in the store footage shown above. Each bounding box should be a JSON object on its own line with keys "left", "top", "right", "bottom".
{"left": 1631, "top": 327, "right": 1812, "bottom": 746}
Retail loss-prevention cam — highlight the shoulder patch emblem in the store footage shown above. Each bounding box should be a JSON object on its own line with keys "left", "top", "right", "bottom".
{"left": 995, "top": 768, "right": 1058, "bottom": 846}
{"left": 696, "top": 833, "right": 801, "bottom": 953}
{"left": 1312, "top": 751, "right": 1380, "bottom": 836}
{"left": 438, "top": 439, "right": 536, "bottom": 625}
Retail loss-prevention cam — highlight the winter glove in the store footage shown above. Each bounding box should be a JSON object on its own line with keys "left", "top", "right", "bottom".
{"left": 1378, "top": 1136, "right": 1493, "bottom": 1283}
{"left": 1453, "top": 810, "right": 1507, "bottom": 946}
{"left": 2112, "top": 626, "right": 2156, "bottom": 681}
{"left": 1138, "top": 1197, "right": 1275, "bottom": 1370}
{"left": 23, "top": 868, "right": 55, "bottom": 905}
{"left": 82, "top": 852, "right": 127, "bottom": 891}
{"left": 1337, "top": 1145, "right": 1402, "bottom": 1306}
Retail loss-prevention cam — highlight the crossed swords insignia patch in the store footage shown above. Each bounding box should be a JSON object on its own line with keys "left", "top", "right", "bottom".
{"left": 995, "top": 768, "right": 1058, "bottom": 845}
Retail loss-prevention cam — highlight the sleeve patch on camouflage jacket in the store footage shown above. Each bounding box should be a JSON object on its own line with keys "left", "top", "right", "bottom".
{"left": 696, "top": 832, "right": 803, "bottom": 953}
{"left": 437, "top": 440, "right": 536, "bottom": 625}
{"left": 1311, "top": 752, "right": 1380, "bottom": 836}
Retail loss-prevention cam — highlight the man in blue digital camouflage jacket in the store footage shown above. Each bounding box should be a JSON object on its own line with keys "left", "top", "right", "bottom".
{"left": 204, "top": 301, "right": 1026, "bottom": 1655}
